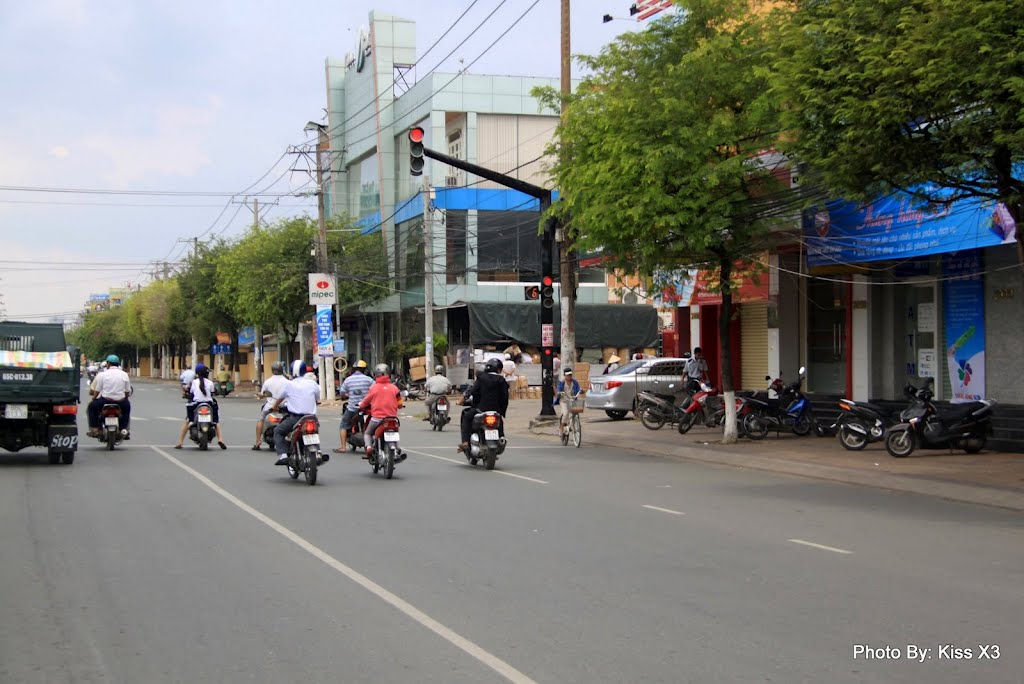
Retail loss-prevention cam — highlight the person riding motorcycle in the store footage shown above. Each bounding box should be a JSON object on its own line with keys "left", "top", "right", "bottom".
{"left": 553, "top": 368, "right": 582, "bottom": 435}
{"left": 423, "top": 364, "right": 453, "bottom": 422}
{"left": 86, "top": 354, "right": 132, "bottom": 438}
{"left": 179, "top": 364, "right": 196, "bottom": 398}
{"left": 174, "top": 363, "right": 227, "bottom": 449}
{"left": 253, "top": 361, "right": 289, "bottom": 450}
{"left": 270, "top": 362, "right": 321, "bottom": 466}
{"left": 335, "top": 360, "right": 373, "bottom": 453}
{"left": 359, "top": 363, "right": 404, "bottom": 459}
{"left": 458, "top": 358, "right": 509, "bottom": 453}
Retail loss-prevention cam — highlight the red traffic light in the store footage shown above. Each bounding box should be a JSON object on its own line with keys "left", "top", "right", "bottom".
{"left": 542, "top": 275, "right": 554, "bottom": 287}
{"left": 409, "top": 127, "right": 424, "bottom": 143}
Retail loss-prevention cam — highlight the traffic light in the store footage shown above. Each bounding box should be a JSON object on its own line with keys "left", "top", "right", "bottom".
{"left": 541, "top": 275, "right": 555, "bottom": 309}
{"left": 409, "top": 127, "right": 425, "bottom": 176}
{"left": 524, "top": 285, "right": 540, "bottom": 301}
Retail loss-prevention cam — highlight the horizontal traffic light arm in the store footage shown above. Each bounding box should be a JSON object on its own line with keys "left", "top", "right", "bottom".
{"left": 421, "top": 146, "right": 551, "bottom": 200}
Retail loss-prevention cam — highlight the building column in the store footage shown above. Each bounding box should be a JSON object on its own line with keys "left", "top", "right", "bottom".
{"left": 851, "top": 275, "right": 871, "bottom": 401}
{"left": 689, "top": 305, "right": 701, "bottom": 351}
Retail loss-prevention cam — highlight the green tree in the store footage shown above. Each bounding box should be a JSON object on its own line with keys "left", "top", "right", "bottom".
{"left": 538, "top": 0, "right": 787, "bottom": 442}
{"left": 771, "top": 0, "right": 1024, "bottom": 263}
{"left": 177, "top": 240, "right": 242, "bottom": 371}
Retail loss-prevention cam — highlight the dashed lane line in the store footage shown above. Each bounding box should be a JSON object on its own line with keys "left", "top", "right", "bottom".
{"left": 149, "top": 446, "right": 538, "bottom": 684}
{"left": 403, "top": 448, "right": 549, "bottom": 485}
{"left": 642, "top": 504, "right": 686, "bottom": 516}
{"left": 788, "top": 539, "right": 853, "bottom": 555}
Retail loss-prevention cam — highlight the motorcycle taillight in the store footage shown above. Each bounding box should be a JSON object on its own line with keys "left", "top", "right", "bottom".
{"left": 198, "top": 405, "right": 211, "bottom": 415}
{"left": 438, "top": 397, "right": 447, "bottom": 406}
{"left": 484, "top": 414, "right": 499, "bottom": 427}
{"left": 102, "top": 406, "right": 119, "bottom": 416}
{"left": 304, "top": 420, "right": 317, "bottom": 434}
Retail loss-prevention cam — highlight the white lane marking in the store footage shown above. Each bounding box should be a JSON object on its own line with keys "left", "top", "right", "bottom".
{"left": 411, "top": 445, "right": 551, "bottom": 451}
{"left": 150, "top": 446, "right": 538, "bottom": 684}
{"left": 642, "top": 504, "right": 685, "bottom": 516}
{"left": 404, "top": 448, "right": 548, "bottom": 485}
{"left": 158, "top": 416, "right": 182, "bottom": 421}
{"left": 130, "top": 417, "right": 149, "bottom": 421}
{"left": 788, "top": 539, "right": 853, "bottom": 555}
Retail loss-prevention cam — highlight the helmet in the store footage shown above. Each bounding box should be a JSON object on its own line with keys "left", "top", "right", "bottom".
{"left": 106, "top": 354, "right": 120, "bottom": 365}
{"left": 485, "top": 358, "right": 503, "bottom": 374}
{"left": 355, "top": 360, "right": 368, "bottom": 369}
{"left": 296, "top": 362, "right": 308, "bottom": 377}
{"left": 195, "top": 363, "right": 207, "bottom": 373}
{"left": 271, "top": 361, "right": 284, "bottom": 374}
{"left": 434, "top": 365, "right": 445, "bottom": 375}
{"left": 100, "top": 361, "right": 108, "bottom": 369}
{"left": 374, "top": 363, "right": 390, "bottom": 377}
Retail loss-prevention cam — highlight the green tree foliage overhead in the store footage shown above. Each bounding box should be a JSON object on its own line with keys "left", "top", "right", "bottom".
{"left": 67, "top": 307, "right": 132, "bottom": 361}
{"left": 537, "top": 0, "right": 787, "bottom": 440}
{"left": 177, "top": 239, "right": 241, "bottom": 351}
{"left": 771, "top": 0, "right": 1024, "bottom": 259}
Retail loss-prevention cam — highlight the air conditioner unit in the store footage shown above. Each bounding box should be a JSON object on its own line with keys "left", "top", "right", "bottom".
{"left": 445, "top": 175, "right": 460, "bottom": 187}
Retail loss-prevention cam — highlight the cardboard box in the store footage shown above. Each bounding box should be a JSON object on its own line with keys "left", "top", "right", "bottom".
{"left": 409, "top": 356, "right": 428, "bottom": 368}
{"left": 409, "top": 365, "right": 427, "bottom": 381}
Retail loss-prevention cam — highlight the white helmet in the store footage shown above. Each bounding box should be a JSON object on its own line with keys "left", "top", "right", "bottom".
{"left": 374, "top": 363, "right": 390, "bottom": 377}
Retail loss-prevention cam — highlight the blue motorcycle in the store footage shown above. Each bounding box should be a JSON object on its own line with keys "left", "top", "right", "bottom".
{"left": 742, "top": 367, "right": 815, "bottom": 440}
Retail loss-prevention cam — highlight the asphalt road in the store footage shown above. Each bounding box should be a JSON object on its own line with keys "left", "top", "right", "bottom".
{"left": 1, "top": 379, "right": 1021, "bottom": 683}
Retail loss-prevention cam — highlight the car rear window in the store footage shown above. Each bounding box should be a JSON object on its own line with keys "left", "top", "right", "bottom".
{"left": 606, "top": 361, "right": 645, "bottom": 375}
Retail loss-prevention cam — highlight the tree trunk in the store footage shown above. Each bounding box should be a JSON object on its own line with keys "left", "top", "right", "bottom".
{"left": 719, "top": 256, "right": 738, "bottom": 444}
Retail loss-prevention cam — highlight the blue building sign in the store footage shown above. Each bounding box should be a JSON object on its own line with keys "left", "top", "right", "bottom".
{"left": 315, "top": 305, "right": 334, "bottom": 357}
{"left": 804, "top": 187, "right": 1017, "bottom": 267}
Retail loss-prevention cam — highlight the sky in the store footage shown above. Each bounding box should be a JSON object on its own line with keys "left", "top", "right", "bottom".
{"left": 0, "top": 0, "right": 653, "bottom": 322}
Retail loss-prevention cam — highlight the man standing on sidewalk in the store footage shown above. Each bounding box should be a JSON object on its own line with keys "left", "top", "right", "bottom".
{"left": 684, "top": 347, "right": 710, "bottom": 393}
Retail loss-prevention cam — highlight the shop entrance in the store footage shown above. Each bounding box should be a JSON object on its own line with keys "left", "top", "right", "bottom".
{"left": 807, "top": 279, "right": 850, "bottom": 395}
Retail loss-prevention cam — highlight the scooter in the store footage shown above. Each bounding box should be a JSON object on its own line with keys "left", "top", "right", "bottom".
{"left": 836, "top": 398, "right": 897, "bottom": 450}
{"left": 95, "top": 403, "right": 128, "bottom": 451}
{"left": 429, "top": 395, "right": 451, "bottom": 431}
{"left": 465, "top": 410, "right": 506, "bottom": 470}
{"left": 283, "top": 414, "right": 323, "bottom": 485}
{"left": 368, "top": 416, "right": 404, "bottom": 479}
{"left": 637, "top": 380, "right": 693, "bottom": 430}
{"left": 884, "top": 379, "right": 994, "bottom": 458}
{"left": 676, "top": 383, "right": 722, "bottom": 434}
{"left": 187, "top": 400, "right": 218, "bottom": 451}
{"left": 742, "top": 367, "right": 815, "bottom": 440}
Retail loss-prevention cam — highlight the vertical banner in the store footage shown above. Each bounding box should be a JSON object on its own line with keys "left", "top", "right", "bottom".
{"left": 943, "top": 252, "right": 985, "bottom": 403}
{"left": 315, "top": 305, "right": 334, "bottom": 357}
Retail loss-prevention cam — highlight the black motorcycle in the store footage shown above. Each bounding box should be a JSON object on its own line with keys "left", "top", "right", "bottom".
{"left": 339, "top": 398, "right": 368, "bottom": 451}
{"left": 368, "top": 416, "right": 404, "bottom": 479}
{"left": 636, "top": 380, "right": 692, "bottom": 430}
{"left": 464, "top": 410, "right": 506, "bottom": 470}
{"left": 429, "top": 394, "right": 452, "bottom": 431}
{"left": 282, "top": 414, "right": 323, "bottom": 485}
{"left": 884, "top": 379, "right": 994, "bottom": 458}
{"left": 95, "top": 403, "right": 127, "bottom": 451}
{"left": 743, "top": 368, "right": 815, "bottom": 440}
{"left": 835, "top": 399, "right": 896, "bottom": 450}
{"left": 187, "top": 400, "right": 218, "bottom": 451}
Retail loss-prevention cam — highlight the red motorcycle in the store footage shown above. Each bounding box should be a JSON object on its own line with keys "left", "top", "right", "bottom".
{"left": 676, "top": 383, "right": 722, "bottom": 434}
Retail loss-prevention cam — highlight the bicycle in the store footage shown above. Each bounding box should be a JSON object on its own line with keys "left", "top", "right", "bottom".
{"left": 559, "top": 394, "right": 583, "bottom": 448}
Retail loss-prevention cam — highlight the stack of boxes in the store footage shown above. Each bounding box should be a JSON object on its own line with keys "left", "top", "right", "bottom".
{"left": 408, "top": 356, "right": 428, "bottom": 382}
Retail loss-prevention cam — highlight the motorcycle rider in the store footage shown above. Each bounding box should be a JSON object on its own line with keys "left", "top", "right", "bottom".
{"left": 252, "top": 361, "right": 289, "bottom": 451}
{"left": 422, "top": 365, "right": 453, "bottom": 422}
{"left": 553, "top": 368, "right": 582, "bottom": 435}
{"left": 87, "top": 354, "right": 132, "bottom": 438}
{"left": 179, "top": 364, "right": 196, "bottom": 398}
{"left": 458, "top": 357, "right": 509, "bottom": 454}
{"left": 174, "top": 363, "right": 227, "bottom": 449}
{"left": 216, "top": 364, "right": 231, "bottom": 390}
{"left": 359, "top": 363, "right": 404, "bottom": 460}
{"left": 270, "top": 362, "right": 321, "bottom": 466}
{"left": 336, "top": 360, "right": 373, "bottom": 453}
{"left": 684, "top": 347, "right": 710, "bottom": 394}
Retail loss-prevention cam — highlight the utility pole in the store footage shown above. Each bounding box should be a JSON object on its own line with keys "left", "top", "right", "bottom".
{"left": 313, "top": 124, "right": 335, "bottom": 402}
{"left": 423, "top": 175, "right": 434, "bottom": 368}
{"left": 559, "top": 0, "right": 577, "bottom": 371}
{"left": 190, "top": 237, "right": 199, "bottom": 369}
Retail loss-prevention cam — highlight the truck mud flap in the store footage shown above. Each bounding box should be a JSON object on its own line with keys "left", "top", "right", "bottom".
{"left": 47, "top": 425, "right": 79, "bottom": 452}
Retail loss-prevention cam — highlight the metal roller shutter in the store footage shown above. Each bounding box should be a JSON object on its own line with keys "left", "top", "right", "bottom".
{"left": 741, "top": 302, "right": 770, "bottom": 391}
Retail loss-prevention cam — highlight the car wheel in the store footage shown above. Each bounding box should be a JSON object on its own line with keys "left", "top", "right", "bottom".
{"left": 605, "top": 410, "right": 627, "bottom": 420}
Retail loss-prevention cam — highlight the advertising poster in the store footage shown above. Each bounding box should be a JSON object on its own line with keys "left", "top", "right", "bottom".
{"left": 943, "top": 251, "right": 985, "bottom": 403}
{"left": 315, "top": 305, "right": 334, "bottom": 357}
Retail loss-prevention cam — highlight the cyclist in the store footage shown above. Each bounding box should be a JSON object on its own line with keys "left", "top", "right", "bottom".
{"left": 553, "top": 368, "right": 582, "bottom": 437}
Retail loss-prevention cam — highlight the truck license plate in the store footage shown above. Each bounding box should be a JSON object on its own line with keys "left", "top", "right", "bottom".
{"left": 302, "top": 434, "right": 320, "bottom": 446}
{"left": 485, "top": 429, "right": 500, "bottom": 440}
{"left": 383, "top": 431, "right": 400, "bottom": 442}
{"left": 4, "top": 404, "right": 28, "bottom": 420}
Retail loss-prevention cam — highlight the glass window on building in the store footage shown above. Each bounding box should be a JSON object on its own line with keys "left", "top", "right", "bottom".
{"left": 446, "top": 210, "right": 468, "bottom": 285}
{"left": 395, "top": 218, "right": 424, "bottom": 290}
{"left": 477, "top": 209, "right": 542, "bottom": 282}
{"left": 359, "top": 153, "right": 380, "bottom": 219}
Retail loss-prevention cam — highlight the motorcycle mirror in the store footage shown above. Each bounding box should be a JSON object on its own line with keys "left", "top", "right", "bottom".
{"left": 401, "top": 390, "right": 409, "bottom": 397}
{"left": 765, "top": 375, "right": 771, "bottom": 381}
{"left": 798, "top": 366, "right": 806, "bottom": 376}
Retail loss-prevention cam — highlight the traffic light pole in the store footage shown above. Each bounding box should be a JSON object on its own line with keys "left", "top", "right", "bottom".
{"left": 416, "top": 144, "right": 556, "bottom": 417}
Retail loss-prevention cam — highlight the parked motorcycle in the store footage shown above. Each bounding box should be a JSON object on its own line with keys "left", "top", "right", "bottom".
{"left": 465, "top": 410, "right": 506, "bottom": 470}
{"left": 636, "top": 381, "right": 692, "bottom": 430}
{"left": 368, "top": 416, "right": 404, "bottom": 479}
{"left": 884, "top": 379, "right": 994, "bottom": 458}
{"left": 95, "top": 403, "right": 127, "bottom": 451}
{"left": 282, "top": 414, "right": 323, "bottom": 485}
{"left": 836, "top": 398, "right": 896, "bottom": 450}
{"left": 429, "top": 395, "right": 451, "bottom": 431}
{"left": 743, "top": 368, "right": 815, "bottom": 440}
{"left": 187, "top": 400, "right": 218, "bottom": 451}
{"left": 676, "top": 383, "right": 723, "bottom": 434}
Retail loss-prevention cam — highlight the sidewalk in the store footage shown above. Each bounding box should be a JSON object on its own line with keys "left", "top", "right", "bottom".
{"left": 504, "top": 399, "right": 1024, "bottom": 512}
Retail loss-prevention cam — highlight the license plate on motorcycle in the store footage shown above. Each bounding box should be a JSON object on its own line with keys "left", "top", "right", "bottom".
{"left": 302, "top": 434, "right": 320, "bottom": 446}
{"left": 383, "top": 431, "right": 400, "bottom": 442}
{"left": 484, "top": 429, "right": 499, "bottom": 440}
{"left": 4, "top": 404, "right": 28, "bottom": 420}
{"left": 104, "top": 416, "right": 119, "bottom": 427}
{"left": 198, "top": 415, "right": 212, "bottom": 423}
{"left": 438, "top": 404, "right": 448, "bottom": 411}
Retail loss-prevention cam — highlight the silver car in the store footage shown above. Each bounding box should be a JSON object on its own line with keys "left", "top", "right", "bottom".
{"left": 585, "top": 357, "right": 692, "bottom": 420}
